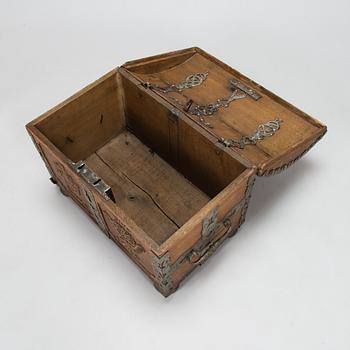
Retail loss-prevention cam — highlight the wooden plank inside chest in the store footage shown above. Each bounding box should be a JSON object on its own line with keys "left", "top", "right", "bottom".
{"left": 85, "top": 131, "right": 210, "bottom": 245}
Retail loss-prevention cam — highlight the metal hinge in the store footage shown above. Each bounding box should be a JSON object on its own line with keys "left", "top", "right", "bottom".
{"left": 168, "top": 108, "right": 180, "bottom": 123}
{"left": 70, "top": 160, "right": 115, "bottom": 202}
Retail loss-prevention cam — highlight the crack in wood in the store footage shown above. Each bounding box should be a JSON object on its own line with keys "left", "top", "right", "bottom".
{"left": 94, "top": 152, "right": 181, "bottom": 229}
{"left": 120, "top": 170, "right": 181, "bottom": 229}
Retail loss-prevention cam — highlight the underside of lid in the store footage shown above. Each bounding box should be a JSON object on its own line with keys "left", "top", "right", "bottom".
{"left": 122, "top": 47, "right": 327, "bottom": 175}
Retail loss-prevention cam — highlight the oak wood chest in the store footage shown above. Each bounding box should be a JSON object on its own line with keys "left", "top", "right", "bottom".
{"left": 26, "top": 47, "right": 327, "bottom": 296}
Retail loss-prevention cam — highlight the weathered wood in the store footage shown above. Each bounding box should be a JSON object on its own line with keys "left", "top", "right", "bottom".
{"left": 27, "top": 126, "right": 160, "bottom": 284}
{"left": 123, "top": 47, "right": 197, "bottom": 74}
{"left": 124, "top": 47, "right": 327, "bottom": 174}
{"left": 159, "top": 168, "right": 255, "bottom": 261}
{"left": 86, "top": 131, "right": 210, "bottom": 245}
{"left": 26, "top": 47, "right": 326, "bottom": 297}
{"left": 35, "top": 69, "right": 124, "bottom": 162}
{"left": 120, "top": 69, "right": 248, "bottom": 197}
{"left": 152, "top": 168, "right": 255, "bottom": 296}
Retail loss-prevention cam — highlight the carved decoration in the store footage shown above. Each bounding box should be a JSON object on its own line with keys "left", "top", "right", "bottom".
{"left": 259, "top": 131, "right": 327, "bottom": 176}
{"left": 65, "top": 173, "right": 83, "bottom": 200}
{"left": 152, "top": 252, "right": 174, "bottom": 297}
{"left": 51, "top": 160, "right": 107, "bottom": 232}
{"left": 103, "top": 210, "right": 145, "bottom": 257}
{"left": 28, "top": 133, "right": 56, "bottom": 180}
{"left": 201, "top": 207, "right": 218, "bottom": 239}
{"left": 52, "top": 161, "right": 85, "bottom": 206}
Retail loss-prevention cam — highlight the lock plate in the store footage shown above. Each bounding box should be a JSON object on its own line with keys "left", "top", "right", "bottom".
{"left": 70, "top": 160, "right": 115, "bottom": 202}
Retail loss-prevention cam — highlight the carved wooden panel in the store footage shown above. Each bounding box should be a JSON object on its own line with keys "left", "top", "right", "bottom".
{"left": 102, "top": 209, "right": 146, "bottom": 259}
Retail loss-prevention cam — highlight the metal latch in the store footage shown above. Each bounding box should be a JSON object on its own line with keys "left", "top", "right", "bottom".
{"left": 71, "top": 160, "right": 115, "bottom": 202}
{"left": 230, "top": 78, "right": 261, "bottom": 100}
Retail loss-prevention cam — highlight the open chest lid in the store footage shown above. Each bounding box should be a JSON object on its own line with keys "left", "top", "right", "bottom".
{"left": 120, "top": 47, "right": 327, "bottom": 176}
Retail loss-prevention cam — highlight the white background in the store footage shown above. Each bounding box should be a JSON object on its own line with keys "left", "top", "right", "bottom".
{"left": 1, "top": 0, "right": 349, "bottom": 349}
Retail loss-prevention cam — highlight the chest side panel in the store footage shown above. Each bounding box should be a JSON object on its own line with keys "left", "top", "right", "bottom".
{"left": 27, "top": 128, "right": 159, "bottom": 284}
{"left": 152, "top": 168, "right": 255, "bottom": 296}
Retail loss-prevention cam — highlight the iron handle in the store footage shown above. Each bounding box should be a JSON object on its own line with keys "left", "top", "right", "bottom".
{"left": 188, "top": 219, "right": 232, "bottom": 266}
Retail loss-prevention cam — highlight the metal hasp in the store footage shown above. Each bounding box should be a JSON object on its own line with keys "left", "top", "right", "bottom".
{"left": 70, "top": 160, "right": 115, "bottom": 202}
{"left": 230, "top": 78, "right": 262, "bottom": 101}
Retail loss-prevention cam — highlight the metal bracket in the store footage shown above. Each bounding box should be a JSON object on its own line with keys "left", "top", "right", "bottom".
{"left": 168, "top": 108, "right": 180, "bottom": 123}
{"left": 230, "top": 78, "right": 261, "bottom": 101}
{"left": 70, "top": 160, "right": 115, "bottom": 202}
{"left": 186, "top": 201, "right": 243, "bottom": 265}
{"left": 153, "top": 196, "right": 250, "bottom": 296}
{"left": 192, "top": 207, "right": 218, "bottom": 252}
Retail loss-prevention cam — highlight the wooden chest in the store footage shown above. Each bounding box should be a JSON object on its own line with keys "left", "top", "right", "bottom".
{"left": 26, "top": 47, "right": 327, "bottom": 296}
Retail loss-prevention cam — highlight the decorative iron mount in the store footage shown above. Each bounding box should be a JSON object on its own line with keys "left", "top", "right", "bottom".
{"left": 230, "top": 78, "right": 261, "bottom": 101}
{"left": 218, "top": 119, "right": 282, "bottom": 149}
{"left": 143, "top": 72, "right": 208, "bottom": 93}
{"left": 142, "top": 72, "right": 280, "bottom": 149}
{"left": 152, "top": 175, "right": 256, "bottom": 297}
{"left": 184, "top": 89, "right": 246, "bottom": 116}
{"left": 183, "top": 78, "right": 262, "bottom": 116}
{"left": 143, "top": 72, "right": 262, "bottom": 117}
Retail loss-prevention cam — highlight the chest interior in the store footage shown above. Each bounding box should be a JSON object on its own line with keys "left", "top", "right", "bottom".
{"left": 32, "top": 47, "right": 325, "bottom": 247}
{"left": 34, "top": 69, "right": 248, "bottom": 246}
